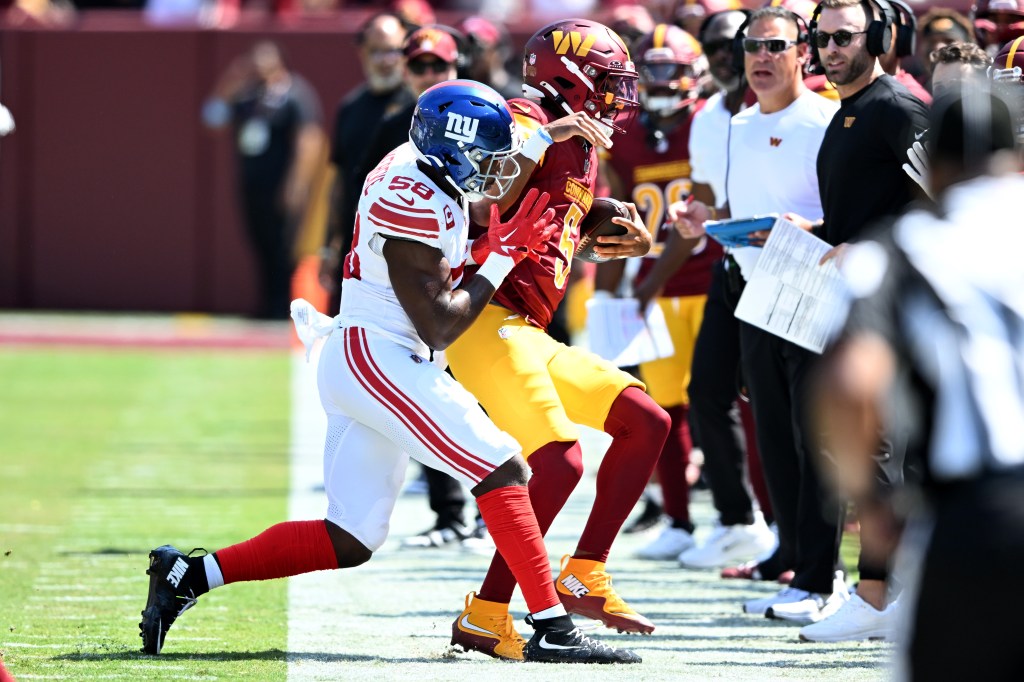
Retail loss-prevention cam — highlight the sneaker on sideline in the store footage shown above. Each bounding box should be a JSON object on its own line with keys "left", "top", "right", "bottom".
{"left": 635, "top": 526, "right": 695, "bottom": 560}
{"left": 400, "top": 521, "right": 470, "bottom": 549}
{"left": 799, "top": 594, "right": 899, "bottom": 642}
{"left": 720, "top": 561, "right": 794, "bottom": 584}
{"left": 623, "top": 497, "right": 664, "bottom": 534}
{"left": 679, "top": 513, "right": 776, "bottom": 568}
{"left": 460, "top": 520, "right": 495, "bottom": 556}
{"left": 767, "top": 572, "right": 850, "bottom": 624}
{"left": 743, "top": 586, "right": 817, "bottom": 616}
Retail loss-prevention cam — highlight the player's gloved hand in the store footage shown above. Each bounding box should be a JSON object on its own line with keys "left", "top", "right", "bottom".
{"left": 487, "top": 188, "right": 556, "bottom": 264}
{"left": 902, "top": 139, "right": 932, "bottom": 199}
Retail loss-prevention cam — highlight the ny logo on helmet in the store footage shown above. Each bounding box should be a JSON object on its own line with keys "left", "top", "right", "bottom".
{"left": 552, "top": 30, "right": 597, "bottom": 57}
{"left": 445, "top": 112, "right": 479, "bottom": 144}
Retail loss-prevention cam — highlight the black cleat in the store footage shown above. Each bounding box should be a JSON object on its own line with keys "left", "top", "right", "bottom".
{"left": 139, "top": 545, "right": 203, "bottom": 655}
{"left": 623, "top": 498, "right": 663, "bottom": 535}
{"left": 523, "top": 618, "right": 642, "bottom": 664}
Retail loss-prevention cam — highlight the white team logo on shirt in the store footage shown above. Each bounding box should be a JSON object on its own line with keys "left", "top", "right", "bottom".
{"left": 445, "top": 112, "right": 479, "bottom": 144}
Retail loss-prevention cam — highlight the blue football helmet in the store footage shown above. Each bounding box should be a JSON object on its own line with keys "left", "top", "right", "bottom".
{"left": 409, "top": 80, "right": 522, "bottom": 202}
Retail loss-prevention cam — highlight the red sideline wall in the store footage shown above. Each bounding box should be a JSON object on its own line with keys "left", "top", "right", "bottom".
{"left": 0, "top": 11, "right": 535, "bottom": 315}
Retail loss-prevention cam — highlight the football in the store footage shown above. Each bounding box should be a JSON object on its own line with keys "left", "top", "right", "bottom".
{"left": 573, "top": 197, "right": 631, "bottom": 264}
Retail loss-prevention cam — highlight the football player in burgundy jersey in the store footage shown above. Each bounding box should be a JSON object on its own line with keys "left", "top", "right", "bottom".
{"left": 447, "top": 19, "right": 674, "bottom": 661}
{"left": 137, "top": 81, "right": 640, "bottom": 665}
{"left": 595, "top": 23, "right": 734, "bottom": 562}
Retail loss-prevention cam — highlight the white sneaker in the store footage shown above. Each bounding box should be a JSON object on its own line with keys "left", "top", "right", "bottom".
{"left": 743, "top": 586, "right": 814, "bottom": 615}
{"left": 679, "top": 515, "right": 776, "bottom": 568}
{"left": 799, "top": 594, "right": 899, "bottom": 642}
{"left": 635, "top": 526, "right": 696, "bottom": 560}
{"left": 767, "top": 572, "right": 850, "bottom": 624}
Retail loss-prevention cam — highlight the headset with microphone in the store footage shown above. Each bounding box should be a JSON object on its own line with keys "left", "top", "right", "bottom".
{"left": 807, "top": 0, "right": 897, "bottom": 74}
{"left": 887, "top": 0, "right": 918, "bottom": 58}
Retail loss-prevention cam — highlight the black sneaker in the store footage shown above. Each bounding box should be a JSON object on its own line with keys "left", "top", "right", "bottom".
{"left": 523, "top": 617, "right": 641, "bottom": 664}
{"left": 400, "top": 521, "right": 471, "bottom": 549}
{"left": 623, "top": 498, "right": 663, "bottom": 534}
{"left": 139, "top": 545, "right": 204, "bottom": 654}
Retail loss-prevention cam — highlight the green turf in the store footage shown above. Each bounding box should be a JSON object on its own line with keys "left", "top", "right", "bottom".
{"left": 0, "top": 348, "right": 291, "bottom": 680}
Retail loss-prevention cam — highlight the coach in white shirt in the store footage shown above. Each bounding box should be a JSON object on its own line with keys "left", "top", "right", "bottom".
{"left": 670, "top": 5, "right": 844, "bottom": 622}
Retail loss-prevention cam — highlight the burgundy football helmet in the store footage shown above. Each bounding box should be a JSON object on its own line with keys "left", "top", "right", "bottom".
{"left": 522, "top": 18, "right": 639, "bottom": 132}
{"left": 634, "top": 24, "right": 709, "bottom": 115}
{"left": 991, "top": 36, "right": 1024, "bottom": 139}
{"left": 972, "top": 0, "right": 1024, "bottom": 48}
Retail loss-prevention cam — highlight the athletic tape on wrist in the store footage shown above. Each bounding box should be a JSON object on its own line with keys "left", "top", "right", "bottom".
{"left": 476, "top": 253, "right": 516, "bottom": 289}
{"left": 520, "top": 128, "right": 553, "bottom": 163}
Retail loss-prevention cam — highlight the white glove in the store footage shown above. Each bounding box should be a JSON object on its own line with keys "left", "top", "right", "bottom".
{"left": 0, "top": 104, "right": 14, "bottom": 136}
{"left": 902, "top": 139, "right": 931, "bottom": 199}
{"left": 290, "top": 298, "right": 338, "bottom": 362}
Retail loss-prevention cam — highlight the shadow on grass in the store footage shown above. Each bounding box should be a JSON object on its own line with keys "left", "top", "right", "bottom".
{"left": 52, "top": 649, "right": 439, "bottom": 664}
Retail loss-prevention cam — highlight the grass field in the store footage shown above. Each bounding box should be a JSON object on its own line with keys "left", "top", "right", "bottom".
{"left": 0, "top": 324, "right": 887, "bottom": 681}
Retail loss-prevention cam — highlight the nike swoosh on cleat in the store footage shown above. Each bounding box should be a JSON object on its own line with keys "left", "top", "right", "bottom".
{"left": 538, "top": 635, "right": 582, "bottom": 651}
{"left": 459, "top": 615, "right": 497, "bottom": 637}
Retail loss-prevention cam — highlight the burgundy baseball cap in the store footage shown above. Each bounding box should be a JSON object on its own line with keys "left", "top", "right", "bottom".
{"left": 403, "top": 27, "right": 459, "bottom": 63}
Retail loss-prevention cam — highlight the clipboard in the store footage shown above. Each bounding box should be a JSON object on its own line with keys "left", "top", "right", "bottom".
{"left": 705, "top": 214, "right": 779, "bottom": 248}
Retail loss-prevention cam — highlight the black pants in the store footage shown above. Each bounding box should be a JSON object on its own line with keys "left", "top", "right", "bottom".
{"left": 908, "top": 477, "right": 1024, "bottom": 680}
{"left": 242, "top": 190, "right": 293, "bottom": 319}
{"left": 739, "top": 322, "right": 841, "bottom": 595}
{"left": 426, "top": 466, "right": 466, "bottom": 529}
{"left": 689, "top": 260, "right": 755, "bottom": 526}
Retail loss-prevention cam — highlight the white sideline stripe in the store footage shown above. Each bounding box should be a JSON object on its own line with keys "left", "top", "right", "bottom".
{"left": 286, "top": 349, "right": 347, "bottom": 680}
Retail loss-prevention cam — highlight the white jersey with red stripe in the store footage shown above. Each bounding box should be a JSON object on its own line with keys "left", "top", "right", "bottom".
{"left": 339, "top": 142, "right": 468, "bottom": 357}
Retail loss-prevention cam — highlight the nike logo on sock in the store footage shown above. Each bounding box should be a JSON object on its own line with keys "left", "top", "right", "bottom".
{"left": 459, "top": 615, "right": 497, "bottom": 637}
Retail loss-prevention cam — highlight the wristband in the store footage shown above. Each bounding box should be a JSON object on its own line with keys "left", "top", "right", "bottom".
{"left": 476, "top": 253, "right": 516, "bottom": 289}
{"left": 520, "top": 128, "right": 553, "bottom": 163}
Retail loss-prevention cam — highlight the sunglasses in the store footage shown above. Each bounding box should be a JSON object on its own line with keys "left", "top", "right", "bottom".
{"left": 813, "top": 29, "right": 867, "bottom": 48}
{"left": 407, "top": 59, "right": 450, "bottom": 75}
{"left": 701, "top": 39, "right": 733, "bottom": 55}
{"left": 742, "top": 37, "right": 799, "bottom": 54}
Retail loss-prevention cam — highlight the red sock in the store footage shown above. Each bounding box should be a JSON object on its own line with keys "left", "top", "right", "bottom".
{"left": 658, "top": 404, "right": 693, "bottom": 527}
{"left": 576, "top": 387, "right": 670, "bottom": 562}
{"left": 476, "top": 485, "right": 560, "bottom": 614}
{"left": 478, "top": 441, "right": 582, "bottom": 603}
{"left": 215, "top": 520, "right": 339, "bottom": 584}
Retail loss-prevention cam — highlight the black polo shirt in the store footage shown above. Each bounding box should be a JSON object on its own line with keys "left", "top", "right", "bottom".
{"left": 816, "top": 74, "right": 929, "bottom": 246}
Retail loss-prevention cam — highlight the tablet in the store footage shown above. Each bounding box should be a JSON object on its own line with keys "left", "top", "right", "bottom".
{"left": 705, "top": 215, "right": 779, "bottom": 248}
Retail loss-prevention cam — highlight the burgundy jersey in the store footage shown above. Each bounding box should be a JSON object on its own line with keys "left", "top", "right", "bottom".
{"left": 606, "top": 109, "right": 722, "bottom": 298}
{"left": 489, "top": 98, "right": 599, "bottom": 330}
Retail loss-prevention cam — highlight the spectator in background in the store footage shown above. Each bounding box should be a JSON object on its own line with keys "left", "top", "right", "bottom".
{"left": 916, "top": 7, "right": 975, "bottom": 85}
{"left": 203, "top": 41, "right": 325, "bottom": 319}
{"left": 929, "top": 40, "right": 991, "bottom": 97}
{"left": 971, "top": 0, "right": 1024, "bottom": 54}
{"left": 606, "top": 1, "right": 657, "bottom": 51}
{"left": 883, "top": 0, "right": 932, "bottom": 104}
{"left": 674, "top": 0, "right": 744, "bottom": 37}
{"left": 457, "top": 16, "right": 522, "bottom": 101}
{"left": 319, "top": 12, "right": 409, "bottom": 315}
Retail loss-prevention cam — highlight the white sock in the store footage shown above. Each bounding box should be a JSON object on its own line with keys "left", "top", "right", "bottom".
{"left": 204, "top": 553, "right": 225, "bottom": 590}
{"left": 532, "top": 604, "right": 567, "bottom": 620}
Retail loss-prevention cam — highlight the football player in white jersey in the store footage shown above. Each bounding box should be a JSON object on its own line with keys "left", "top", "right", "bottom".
{"left": 139, "top": 80, "right": 640, "bottom": 665}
